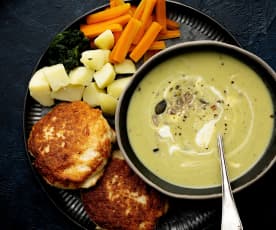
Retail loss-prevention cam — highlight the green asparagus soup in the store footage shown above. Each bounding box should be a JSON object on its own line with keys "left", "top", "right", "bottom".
{"left": 127, "top": 51, "right": 274, "bottom": 188}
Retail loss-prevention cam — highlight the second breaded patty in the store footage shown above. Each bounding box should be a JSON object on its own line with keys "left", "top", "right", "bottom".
{"left": 28, "top": 101, "right": 115, "bottom": 189}
{"left": 81, "top": 151, "right": 168, "bottom": 230}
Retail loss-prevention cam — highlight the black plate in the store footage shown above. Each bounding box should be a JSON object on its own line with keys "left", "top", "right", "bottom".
{"left": 23, "top": 1, "right": 240, "bottom": 229}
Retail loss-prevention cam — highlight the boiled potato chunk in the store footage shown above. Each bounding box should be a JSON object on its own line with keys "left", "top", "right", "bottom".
{"left": 107, "top": 76, "right": 132, "bottom": 99}
{"left": 94, "top": 29, "right": 115, "bottom": 50}
{"left": 69, "top": 66, "right": 93, "bottom": 86}
{"left": 83, "top": 82, "right": 105, "bottom": 107}
{"left": 98, "top": 93, "right": 117, "bottom": 115}
{"left": 51, "top": 84, "right": 84, "bottom": 102}
{"left": 114, "top": 59, "right": 136, "bottom": 74}
{"left": 94, "top": 63, "right": 116, "bottom": 89}
{"left": 43, "top": 64, "right": 70, "bottom": 91}
{"left": 80, "top": 49, "right": 110, "bottom": 71}
{"left": 29, "top": 68, "right": 54, "bottom": 106}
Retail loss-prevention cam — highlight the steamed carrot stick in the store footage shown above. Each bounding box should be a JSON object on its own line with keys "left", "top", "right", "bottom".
{"left": 113, "top": 31, "right": 122, "bottom": 44}
{"left": 86, "top": 3, "right": 131, "bottom": 24}
{"left": 133, "top": 0, "right": 146, "bottom": 19}
{"left": 157, "top": 29, "right": 181, "bottom": 40}
{"left": 86, "top": 14, "right": 131, "bottom": 27}
{"left": 149, "top": 40, "right": 166, "bottom": 50}
{"left": 110, "top": 0, "right": 125, "bottom": 8}
{"left": 132, "top": 14, "right": 153, "bottom": 45}
{"left": 117, "top": 0, "right": 125, "bottom": 5}
{"left": 110, "top": 0, "right": 116, "bottom": 7}
{"left": 128, "top": 41, "right": 164, "bottom": 53}
{"left": 132, "top": 0, "right": 157, "bottom": 45}
{"left": 144, "top": 15, "right": 153, "bottom": 30}
{"left": 130, "top": 21, "right": 162, "bottom": 62}
{"left": 140, "top": 0, "right": 157, "bottom": 24}
{"left": 80, "top": 23, "right": 123, "bottom": 38}
{"left": 128, "top": 6, "right": 137, "bottom": 16}
{"left": 110, "top": 18, "right": 142, "bottom": 63}
{"left": 166, "top": 18, "right": 180, "bottom": 29}
{"left": 132, "top": 27, "right": 145, "bottom": 45}
{"left": 156, "top": 0, "right": 167, "bottom": 32}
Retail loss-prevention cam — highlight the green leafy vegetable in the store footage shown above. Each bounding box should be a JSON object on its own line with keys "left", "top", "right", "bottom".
{"left": 45, "top": 29, "right": 90, "bottom": 72}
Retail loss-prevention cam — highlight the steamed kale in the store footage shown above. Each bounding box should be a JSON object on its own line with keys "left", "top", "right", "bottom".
{"left": 45, "top": 29, "right": 90, "bottom": 72}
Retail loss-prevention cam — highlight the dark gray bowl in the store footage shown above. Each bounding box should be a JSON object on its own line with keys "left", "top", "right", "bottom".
{"left": 115, "top": 40, "right": 276, "bottom": 199}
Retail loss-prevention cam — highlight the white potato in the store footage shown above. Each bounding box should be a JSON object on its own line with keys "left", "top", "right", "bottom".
{"left": 107, "top": 76, "right": 132, "bottom": 99}
{"left": 94, "top": 29, "right": 115, "bottom": 50}
{"left": 43, "top": 64, "right": 70, "bottom": 91}
{"left": 98, "top": 93, "right": 118, "bottom": 115}
{"left": 51, "top": 84, "right": 84, "bottom": 102}
{"left": 82, "top": 82, "right": 106, "bottom": 107}
{"left": 94, "top": 63, "right": 116, "bottom": 89}
{"left": 29, "top": 68, "right": 54, "bottom": 106}
{"left": 69, "top": 66, "right": 94, "bottom": 86}
{"left": 114, "top": 59, "right": 136, "bottom": 74}
{"left": 80, "top": 49, "right": 110, "bottom": 71}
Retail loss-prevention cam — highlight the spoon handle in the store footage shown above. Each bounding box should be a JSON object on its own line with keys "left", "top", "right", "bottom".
{"left": 217, "top": 135, "right": 243, "bottom": 230}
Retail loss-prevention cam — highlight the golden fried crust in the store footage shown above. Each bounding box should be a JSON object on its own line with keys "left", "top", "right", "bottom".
{"left": 81, "top": 151, "right": 168, "bottom": 230}
{"left": 28, "top": 101, "right": 115, "bottom": 189}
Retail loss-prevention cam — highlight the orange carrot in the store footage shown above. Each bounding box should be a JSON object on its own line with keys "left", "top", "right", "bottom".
{"left": 133, "top": 0, "right": 146, "bottom": 19}
{"left": 129, "top": 6, "right": 137, "bottom": 16}
{"left": 110, "top": 0, "right": 125, "bottom": 8}
{"left": 129, "top": 41, "right": 164, "bottom": 53}
{"left": 132, "top": 14, "right": 153, "bottom": 45}
{"left": 86, "top": 13, "right": 131, "bottom": 27}
{"left": 144, "top": 15, "right": 153, "bottom": 30}
{"left": 132, "top": 27, "right": 145, "bottom": 45}
{"left": 86, "top": 3, "right": 131, "bottom": 24}
{"left": 166, "top": 18, "right": 180, "bottom": 29}
{"left": 157, "top": 29, "right": 181, "bottom": 40}
{"left": 156, "top": 0, "right": 167, "bottom": 32}
{"left": 80, "top": 23, "right": 123, "bottom": 38}
{"left": 130, "top": 21, "right": 162, "bottom": 62}
{"left": 113, "top": 31, "right": 122, "bottom": 43}
{"left": 110, "top": 18, "right": 142, "bottom": 63}
{"left": 133, "top": 0, "right": 157, "bottom": 44}
{"left": 117, "top": 0, "right": 125, "bottom": 5}
{"left": 110, "top": 0, "right": 116, "bottom": 7}
{"left": 140, "top": 0, "right": 157, "bottom": 24}
{"left": 149, "top": 40, "right": 166, "bottom": 50}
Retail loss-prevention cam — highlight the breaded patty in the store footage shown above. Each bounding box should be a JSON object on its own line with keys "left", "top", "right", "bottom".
{"left": 28, "top": 101, "right": 115, "bottom": 189}
{"left": 81, "top": 151, "right": 168, "bottom": 230}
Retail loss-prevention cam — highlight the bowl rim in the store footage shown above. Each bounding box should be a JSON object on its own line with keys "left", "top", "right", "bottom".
{"left": 115, "top": 40, "right": 276, "bottom": 199}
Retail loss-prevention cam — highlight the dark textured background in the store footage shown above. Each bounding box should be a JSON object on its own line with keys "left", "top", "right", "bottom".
{"left": 0, "top": 0, "right": 275, "bottom": 229}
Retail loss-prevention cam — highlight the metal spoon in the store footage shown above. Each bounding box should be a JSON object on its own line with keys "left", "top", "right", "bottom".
{"left": 217, "top": 134, "right": 243, "bottom": 230}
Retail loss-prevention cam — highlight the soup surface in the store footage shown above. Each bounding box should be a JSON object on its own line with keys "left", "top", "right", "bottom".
{"left": 127, "top": 51, "right": 274, "bottom": 188}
